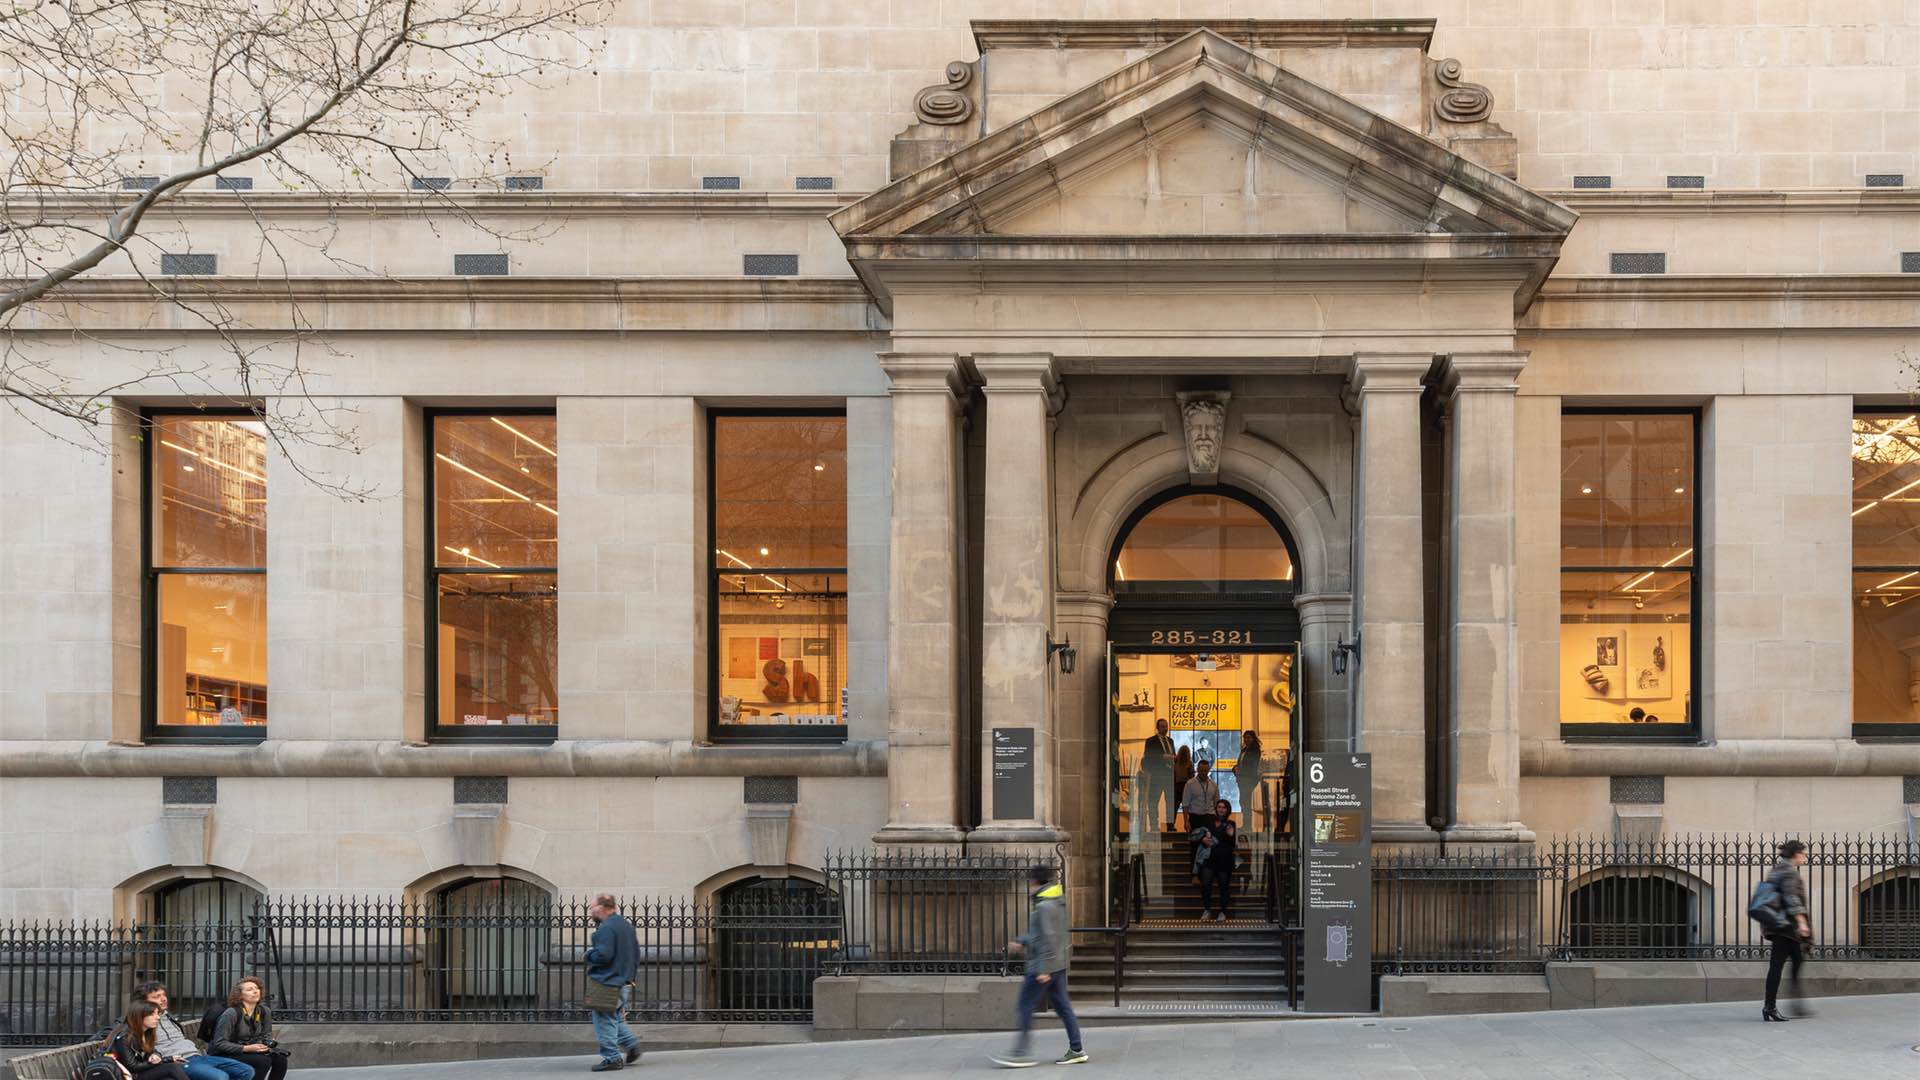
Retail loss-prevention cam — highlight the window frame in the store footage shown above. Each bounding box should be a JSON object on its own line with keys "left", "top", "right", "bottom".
{"left": 424, "top": 406, "right": 560, "bottom": 745}
{"left": 1558, "top": 407, "right": 1702, "bottom": 744}
{"left": 141, "top": 407, "right": 269, "bottom": 745}
{"left": 1850, "top": 406, "right": 1920, "bottom": 740}
{"left": 706, "top": 407, "right": 849, "bottom": 744}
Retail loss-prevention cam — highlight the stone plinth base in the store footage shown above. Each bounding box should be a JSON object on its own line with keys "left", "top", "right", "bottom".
{"left": 1380, "top": 961, "right": 1920, "bottom": 1016}
{"left": 813, "top": 974, "right": 1022, "bottom": 1038}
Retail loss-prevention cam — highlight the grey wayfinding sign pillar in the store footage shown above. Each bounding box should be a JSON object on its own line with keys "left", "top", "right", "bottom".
{"left": 1302, "top": 752, "right": 1372, "bottom": 1013}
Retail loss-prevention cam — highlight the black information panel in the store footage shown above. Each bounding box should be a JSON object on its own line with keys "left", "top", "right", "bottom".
{"left": 1303, "top": 752, "right": 1372, "bottom": 1013}
{"left": 992, "top": 727, "right": 1035, "bottom": 820}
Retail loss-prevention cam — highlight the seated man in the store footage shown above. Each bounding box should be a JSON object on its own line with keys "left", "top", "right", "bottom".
{"left": 131, "top": 981, "right": 253, "bottom": 1080}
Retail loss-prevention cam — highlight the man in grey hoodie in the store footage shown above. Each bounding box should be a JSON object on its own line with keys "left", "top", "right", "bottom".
{"left": 991, "top": 865, "right": 1087, "bottom": 1069}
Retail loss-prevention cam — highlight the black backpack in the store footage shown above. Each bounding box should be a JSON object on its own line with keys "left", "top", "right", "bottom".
{"left": 197, "top": 1003, "right": 230, "bottom": 1044}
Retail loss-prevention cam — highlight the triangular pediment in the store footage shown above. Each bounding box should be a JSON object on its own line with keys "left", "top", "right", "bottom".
{"left": 832, "top": 28, "right": 1575, "bottom": 312}
{"left": 984, "top": 116, "right": 1436, "bottom": 237}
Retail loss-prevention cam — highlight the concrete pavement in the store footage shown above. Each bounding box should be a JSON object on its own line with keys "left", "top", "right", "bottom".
{"left": 305, "top": 994, "right": 1920, "bottom": 1078}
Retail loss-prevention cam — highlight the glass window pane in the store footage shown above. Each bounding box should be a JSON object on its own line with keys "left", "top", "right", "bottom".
{"left": 1113, "top": 494, "right": 1293, "bottom": 583}
{"left": 1852, "top": 414, "right": 1920, "bottom": 566}
{"left": 714, "top": 416, "right": 847, "bottom": 569}
{"left": 1561, "top": 415, "right": 1694, "bottom": 568}
{"left": 715, "top": 573, "right": 846, "bottom": 728}
{"left": 1853, "top": 570, "right": 1920, "bottom": 727}
{"left": 152, "top": 417, "right": 267, "bottom": 568}
{"left": 436, "top": 572, "right": 558, "bottom": 728}
{"left": 434, "top": 415, "right": 558, "bottom": 569}
{"left": 1559, "top": 570, "right": 1690, "bottom": 726}
{"left": 156, "top": 573, "right": 266, "bottom": 728}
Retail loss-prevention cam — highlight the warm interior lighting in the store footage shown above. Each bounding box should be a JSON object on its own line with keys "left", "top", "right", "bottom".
{"left": 1875, "top": 571, "right": 1919, "bottom": 591}
{"left": 1620, "top": 547, "right": 1695, "bottom": 592}
{"left": 715, "top": 548, "right": 792, "bottom": 593}
{"left": 1673, "top": 486, "right": 1685, "bottom": 494}
{"left": 182, "top": 464, "right": 196, "bottom": 472}
{"left": 1851, "top": 474, "right": 1920, "bottom": 517}
{"left": 161, "top": 439, "right": 267, "bottom": 483}
{"left": 491, "top": 416, "right": 557, "bottom": 458}
{"left": 535, "top": 502, "right": 558, "bottom": 517}
{"left": 759, "top": 547, "right": 770, "bottom": 556}
{"left": 813, "top": 463, "right": 825, "bottom": 471}
{"left": 1852, "top": 415, "right": 1918, "bottom": 461}
{"left": 436, "top": 452, "right": 533, "bottom": 504}
{"left": 445, "top": 545, "right": 502, "bottom": 569}
{"left": 1581, "top": 486, "right": 1592, "bottom": 494}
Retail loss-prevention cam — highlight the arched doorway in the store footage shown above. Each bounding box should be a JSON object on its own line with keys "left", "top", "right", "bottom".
{"left": 143, "top": 877, "right": 268, "bottom": 1013}
{"left": 1105, "top": 487, "right": 1300, "bottom": 926}
{"left": 431, "top": 876, "right": 551, "bottom": 1010}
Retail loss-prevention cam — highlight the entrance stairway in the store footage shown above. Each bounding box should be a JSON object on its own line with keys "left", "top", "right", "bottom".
{"left": 1071, "top": 830, "right": 1302, "bottom": 1010}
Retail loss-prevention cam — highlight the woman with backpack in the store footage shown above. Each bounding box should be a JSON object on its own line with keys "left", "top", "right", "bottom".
{"left": 109, "top": 1001, "right": 193, "bottom": 1079}
{"left": 208, "top": 977, "right": 289, "bottom": 1080}
{"left": 1761, "top": 839, "right": 1812, "bottom": 1022}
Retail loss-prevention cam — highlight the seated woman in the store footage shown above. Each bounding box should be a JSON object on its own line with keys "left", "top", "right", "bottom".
{"left": 208, "top": 976, "right": 289, "bottom": 1080}
{"left": 111, "top": 1001, "right": 193, "bottom": 1079}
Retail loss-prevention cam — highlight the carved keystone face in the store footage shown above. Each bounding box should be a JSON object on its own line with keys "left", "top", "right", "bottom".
{"left": 1182, "top": 399, "right": 1226, "bottom": 470}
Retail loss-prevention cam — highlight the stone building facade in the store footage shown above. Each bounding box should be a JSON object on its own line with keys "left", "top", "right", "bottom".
{"left": 3, "top": 4, "right": 1919, "bottom": 931}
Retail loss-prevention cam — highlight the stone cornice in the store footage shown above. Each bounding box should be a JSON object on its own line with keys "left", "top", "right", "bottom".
{"left": 3, "top": 190, "right": 857, "bottom": 219}
{"left": 12, "top": 276, "right": 887, "bottom": 334}
{"left": 1541, "top": 188, "right": 1920, "bottom": 214}
{"left": 0, "top": 739, "right": 889, "bottom": 778}
{"left": 1522, "top": 737, "right": 1920, "bottom": 777}
{"left": 877, "top": 351, "right": 967, "bottom": 397}
{"left": 971, "top": 18, "right": 1437, "bottom": 51}
{"left": 1523, "top": 274, "right": 1920, "bottom": 332}
{"left": 1441, "top": 350, "right": 1527, "bottom": 396}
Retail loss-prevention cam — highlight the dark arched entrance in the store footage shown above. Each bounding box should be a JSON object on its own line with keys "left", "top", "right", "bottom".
{"left": 1105, "top": 486, "right": 1301, "bottom": 928}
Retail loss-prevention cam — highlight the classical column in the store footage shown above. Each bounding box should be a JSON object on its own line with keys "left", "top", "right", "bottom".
{"left": 972, "top": 353, "right": 1066, "bottom": 845}
{"left": 1442, "top": 352, "right": 1533, "bottom": 842}
{"left": 874, "top": 353, "right": 968, "bottom": 845}
{"left": 1347, "top": 353, "right": 1434, "bottom": 843}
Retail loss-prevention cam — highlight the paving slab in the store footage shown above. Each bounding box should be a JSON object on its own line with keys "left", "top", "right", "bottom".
{"left": 299, "top": 994, "right": 1920, "bottom": 1079}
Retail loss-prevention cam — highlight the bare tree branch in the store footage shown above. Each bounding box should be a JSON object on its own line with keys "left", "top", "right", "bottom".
{"left": 0, "top": 0, "right": 613, "bottom": 491}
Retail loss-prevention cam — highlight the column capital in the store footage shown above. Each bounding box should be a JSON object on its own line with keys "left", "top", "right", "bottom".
{"left": 1440, "top": 350, "right": 1528, "bottom": 398}
{"left": 971, "top": 352, "right": 1063, "bottom": 414}
{"left": 879, "top": 352, "right": 966, "bottom": 397}
{"left": 1346, "top": 352, "right": 1435, "bottom": 394}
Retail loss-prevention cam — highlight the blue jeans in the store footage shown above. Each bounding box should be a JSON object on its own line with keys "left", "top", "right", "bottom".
{"left": 1011, "top": 971, "right": 1082, "bottom": 1059}
{"left": 181, "top": 1056, "right": 253, "bottom": 1080}
{"left": 591, "top": 982, "right": 639, "bottom": 1064}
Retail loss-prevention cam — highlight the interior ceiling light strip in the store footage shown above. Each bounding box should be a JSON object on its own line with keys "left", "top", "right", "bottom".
{"left": 491, "top": 417, "right": 557, "bottom": 458}
{"left": 1853, "top": 416, "right": 1917, "bottom": 458}
{"left": 715, "top": 548, "right": 793, "bottom": 592}
{"left": 160, "top": 440, "right": 266, "bottom": 483}
{"left": 437, "top": 452, "right": 542, "bottom": 505}
{"left": 444, "top": 545, "right": 501, "bottom": 568}
{"left": 1852, "top": 474, "right": 1920, "bottom": 517}
{"left": 1877, "top": 570, "right": 1919, "bottom": 590}
{"left": 1619, "top": 547, "right": 1694, "bottom": 592}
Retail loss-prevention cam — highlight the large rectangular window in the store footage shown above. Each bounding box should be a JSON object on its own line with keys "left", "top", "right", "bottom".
{"left": 709, "top": 412, "right": 847, "bottom": 742}
{"left": 145, "top": 412, "right": 268, "bottom": 741}
{"left": 428, "top": 411, "right": 558, "bottom": 741}
{"left": 1852, "top": 410, "right": 1920, "bottom": 738}
{"left": 1560, "top": 411, "right": 1698, "bottom": 740}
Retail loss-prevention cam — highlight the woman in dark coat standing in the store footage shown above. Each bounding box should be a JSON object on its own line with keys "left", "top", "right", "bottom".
{"left": 1762, "top": 839, "right": 1811, "bottom": 1022}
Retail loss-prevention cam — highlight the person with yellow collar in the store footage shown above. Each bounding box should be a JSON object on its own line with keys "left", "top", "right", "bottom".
{"left": 991, "top": 865, "right": 1088, "bottom": 1068}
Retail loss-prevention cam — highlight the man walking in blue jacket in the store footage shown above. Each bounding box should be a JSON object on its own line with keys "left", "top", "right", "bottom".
{"left": 585, "top": 893, "right": 642, "bottom": 1071}
{"left": 991, "top": 865, "right": 1088, "bottom": 1068}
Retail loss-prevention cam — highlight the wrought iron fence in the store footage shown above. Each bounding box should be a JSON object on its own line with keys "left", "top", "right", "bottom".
{"left": 1375, "top": 834, "right": 1920, "bottom": 974}
{"left": 821, "top": 848, "right": 1059, "bottom": 975}
{"left": 0, "top": 890, "right": 841, "bottom": 1047}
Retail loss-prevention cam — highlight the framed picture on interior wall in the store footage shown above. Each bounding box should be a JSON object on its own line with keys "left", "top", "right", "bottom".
{"left": 1594, "top": 635, "right": 1619, "bottom": 668}
{"left": 727, "top": 637, "right": 758, "bottom": 679}
{"left": 803, "top": 638, "right": 830, "bottom": 656}
{"left": 1627, "top": 632, "right": 1670, "bottom": 699}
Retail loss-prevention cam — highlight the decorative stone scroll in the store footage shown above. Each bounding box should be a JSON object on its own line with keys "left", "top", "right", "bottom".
{"left": 890, "top": 59, "right": 984, "bottom": 180}
{"left": 1432, "top": 58, "right": 1493, "bottom": 124}
{"left": 1427, "top": 57, "right": 1516, "bottom": 180}
{"left": 1176, "top": 391, "right": 1229, "bottom": 485}
{"left": 914, "top": 61, "right": 977, "bottom": 126}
